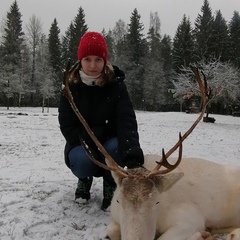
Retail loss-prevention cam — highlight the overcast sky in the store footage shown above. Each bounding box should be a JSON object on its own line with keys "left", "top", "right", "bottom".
{"left": 0, "top": 0, "right": 239, "bottom": 38}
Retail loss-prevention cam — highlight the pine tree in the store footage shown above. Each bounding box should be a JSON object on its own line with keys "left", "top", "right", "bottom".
{"left": 229, "top": 11, "right": 240, "bottom": 69}
{"left": 126, "top": 8, "right": 147, "bottom": 109}
{"left": 63, "top": 7, "right": 88, "bottom": 63}
{"left": 161, "top": 34, "right": 172, "bottom": 73}
{"left": 211, "top": 10, "right": 230, "bottom": 62}
{"left": 0, "top": 45, "right": 5, "bottom": 104}
{"left": 102, "top": 29, "right": 114, "bottom": 63}
{"left": 172, "top": 14, "right": 194, "bottom": 71}
{"left": 161, "top": 34, "right": 175, "bottom": 107}
{"left": 1, "top": 0, "right": 24, "bottom": 108}
{"left": 194, "top": 0, "right": 215, "bottom": 61}
{"left": 48, "top": 18, "right": 62, "bottom": 104}
{"left": 2, "top": 0, "right": 24, "bottom": 65}
{"left": 127, "top": 8, "right": 145, "bottom": 64}
{"left": 61, "top": 22, "right": 74, "bottom": 66}
{"left": 48, "top": 18, "right": 62, "bottom": 73}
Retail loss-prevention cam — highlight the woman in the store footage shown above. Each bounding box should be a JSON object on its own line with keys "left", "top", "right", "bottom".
{"left": 58, "top": 31, "right": 144, "bottom": 210}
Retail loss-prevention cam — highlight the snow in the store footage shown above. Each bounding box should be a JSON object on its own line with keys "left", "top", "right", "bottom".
{"left": 1, "top": 107, "right": 240, "bottom": 240}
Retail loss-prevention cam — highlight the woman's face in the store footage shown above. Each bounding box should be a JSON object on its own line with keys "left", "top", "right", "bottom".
{"left": 81, "top": 55, "right": 104, "bottom": 76}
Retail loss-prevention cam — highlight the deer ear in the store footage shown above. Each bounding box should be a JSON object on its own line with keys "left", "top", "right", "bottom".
{"left": 111, "top": 171, "right": 126, "bottom": 185}
{"left": 156, "top": 172, "right": 184, "bottom": 193}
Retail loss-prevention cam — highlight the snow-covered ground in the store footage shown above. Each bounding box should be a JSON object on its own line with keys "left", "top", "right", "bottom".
{"left": 1, "top": 107, "right": 240, "bottom": 240}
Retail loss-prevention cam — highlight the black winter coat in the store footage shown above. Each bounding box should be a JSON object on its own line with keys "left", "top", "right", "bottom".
{"left": 58, "top": 65, "right": 144, "bottom": 168}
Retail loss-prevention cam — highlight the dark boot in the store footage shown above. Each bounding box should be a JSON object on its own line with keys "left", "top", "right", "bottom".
{"left": 75, "top": 177, "right": 93, "bottom": 201}
{"left": 101, "top": 179, "right": 116, "bottom": 211}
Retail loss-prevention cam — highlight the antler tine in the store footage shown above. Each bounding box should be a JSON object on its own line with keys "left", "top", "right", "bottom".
{"left": 62, "top": 59, "right": 128, "bottom": 177}
{"left": 79, "top": 138, "right": 128, "bottom": 177}
{"left": 157, "top": 133, "right": 183, "bottom": 169}
{"left": 148, "top": 133, "right": 183, "bottom": 176}
{"left": 148, "top": 66, "right": 209, "bottom": 177}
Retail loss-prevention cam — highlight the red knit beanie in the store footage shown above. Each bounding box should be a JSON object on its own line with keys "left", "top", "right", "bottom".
{"left": 77, "top": 32, "right": 108, "bottom": 63}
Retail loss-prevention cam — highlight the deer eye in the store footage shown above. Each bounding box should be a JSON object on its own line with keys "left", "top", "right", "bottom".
{"left": 116, "top": 200, "right": 119, "bottom": 203}
{"left": 156, "top": 202, "right": 159, "bottom": 205}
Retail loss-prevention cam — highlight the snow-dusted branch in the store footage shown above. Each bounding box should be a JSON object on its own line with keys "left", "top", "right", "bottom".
{"left": 172, "top": 60, "right": 240, "bottom": 103}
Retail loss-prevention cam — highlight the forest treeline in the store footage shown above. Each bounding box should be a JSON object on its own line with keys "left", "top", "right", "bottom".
{"left": 0, "top": 0, "right": 239, "bottom": 114}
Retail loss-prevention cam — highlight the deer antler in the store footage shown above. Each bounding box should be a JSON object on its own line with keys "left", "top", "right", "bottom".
{"left": 62, "top": 59, "right": 128, "bottom": 177}
{"left": 154, "top": 133, "right": 183, "bottom": 174}
{"left": 147, "top": 65, "right": 209, "bottom": 177}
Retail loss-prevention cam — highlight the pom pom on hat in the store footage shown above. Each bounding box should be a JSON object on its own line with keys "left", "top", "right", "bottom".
{"left": 77, "top": 32, "right": 108, "bottom": 63}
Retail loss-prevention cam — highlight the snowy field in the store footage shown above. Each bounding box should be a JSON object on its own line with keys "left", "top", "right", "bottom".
{"left": 0, "top": 107, "right": 240, "bottom": 240}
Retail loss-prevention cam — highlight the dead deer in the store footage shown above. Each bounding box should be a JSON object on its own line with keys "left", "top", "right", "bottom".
{"left": 62, "top": 61, "right": 240, "bottom": 240}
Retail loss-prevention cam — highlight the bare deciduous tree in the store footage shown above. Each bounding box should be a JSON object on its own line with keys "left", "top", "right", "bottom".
{"left": 172, "top": 59, "right": 240, "bottom": 117}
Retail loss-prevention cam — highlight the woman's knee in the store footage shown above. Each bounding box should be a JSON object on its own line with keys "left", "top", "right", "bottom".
{"left": 68, "top": 145, "right": 98, "bottom": 178}
{"left": 103, "top": 138, "right": 123, "bottom": 166}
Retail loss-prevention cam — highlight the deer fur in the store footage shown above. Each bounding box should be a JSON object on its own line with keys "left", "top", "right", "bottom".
{"left": 226, "top": 228, "right": 240, "bottom": 240}
{"left": 107, "top": 155, "right": 240, "bottom": 240}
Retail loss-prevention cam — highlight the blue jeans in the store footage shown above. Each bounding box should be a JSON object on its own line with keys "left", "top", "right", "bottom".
{"left": 68, "top": 137, "right": 123, "bottom": 183}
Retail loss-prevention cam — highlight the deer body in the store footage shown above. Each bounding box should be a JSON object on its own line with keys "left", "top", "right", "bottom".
{"left": 63, "top": 63, "right": 239, "bottom": 239}
{"left": 108, "top": 155, "right": 240, "bottom": 240}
